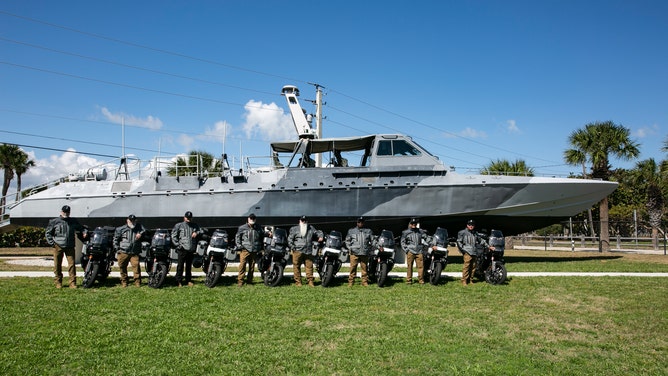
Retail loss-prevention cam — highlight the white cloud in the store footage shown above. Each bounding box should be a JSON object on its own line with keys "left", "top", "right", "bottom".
{"left": 506, "top": 119, "right": 520, "bottom": 133}
{"left": 18, "top": 149, "right": 107, "bottom": 189}
{"left": 99, "top": 107, "right": 163, "bottom": 130}
{"left": 202, "top": 120, "right": 231, "bottom": 144}
{"left": 177, "top": 134, "right": 195, "bottom": 150}
{"left": 633, "top": 124, "right": 659, "bottom": 138}
{"left": 241, "top": 100, "right": 294, "bottom": 141}
{"left": 444, "top": 127, "right": 487, "bottom": 139}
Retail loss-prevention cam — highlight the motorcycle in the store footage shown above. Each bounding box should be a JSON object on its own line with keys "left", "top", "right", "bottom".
{"left": 424, "top": 227, "right": 449, "bottom": 285}
{"left": 145, "top": 229, "right": 173, "bottom": 288}
{"left": 315, "top": 230, "right": 348, "bottom": 287}
{"left": 259, "top": 227, "right": 289, "bottom": 287}
{"left": 474, "top": 229, "right": 507, "bottom": 285}
{"left": 367, "top": 230, "right": 396, "bottom": 287}
{"left": 81, "top": 226, "right": 116, "bottom": 288}
{"left": 202, "top": 229, "right": 236, "bottom": 288}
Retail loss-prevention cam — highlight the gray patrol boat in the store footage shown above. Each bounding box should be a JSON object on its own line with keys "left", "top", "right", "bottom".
{"left": 7, "top": 85, "right": 617, "bottom": 236}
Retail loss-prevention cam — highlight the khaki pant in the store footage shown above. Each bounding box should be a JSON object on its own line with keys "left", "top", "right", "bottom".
{"left": 462, "top": 253, "right": 477, "bottom": 284}
{"left": 117, "top": 252, "right": 141, "bottom": 286}
{"left": 348, "top": 254, "right": 369, "bottom": 285}
{"left": 238, "top": 250, "right": 256, "bottom": 285}
{"left": 406, "top": 252, "right": 424, "bottom": 284}
{"left": 53, "top": 244, "right": 76, "bottom": 286}
{"left": 292, "top": 250, "right": 314, "bottom": 285}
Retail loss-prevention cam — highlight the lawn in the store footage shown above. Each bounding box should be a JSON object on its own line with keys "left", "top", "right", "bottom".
{"left": 0, "top": 270, "right": 666, "bottom": 375}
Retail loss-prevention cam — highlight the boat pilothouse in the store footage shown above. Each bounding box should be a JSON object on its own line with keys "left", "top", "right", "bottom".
{"left": 5, "top": 84, "right": 617, "bottom": 237}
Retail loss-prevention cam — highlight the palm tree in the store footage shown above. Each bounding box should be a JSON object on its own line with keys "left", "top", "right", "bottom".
{"left": 632, "top": 159, "right": 666, "bottom": 250}
{"left": 14, "top": 151, "right": 36, "bottom": 201}
{"left": 0, "top": 143, "right": 22, "bottom": 215}
{"left": 481, "top": 159, "right": 534, "bottom": 176}
{"left": 166, "top": 150, "right": 221, "bottom": 177}
{"left": 564, "top": 121, "right": 640, "bottom": 251}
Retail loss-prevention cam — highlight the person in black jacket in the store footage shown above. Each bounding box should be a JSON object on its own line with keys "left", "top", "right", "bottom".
{"left": 113, "top": 214, "right": 146, "bottom": 287}
{"left": 171, "top": 211, "right": 204, "bottom": 287}
{"left": 234, "top": 214, "right": 270, "bottom": 287}
{"left": 45, "top": 205, "right": 88, "bottom": 288}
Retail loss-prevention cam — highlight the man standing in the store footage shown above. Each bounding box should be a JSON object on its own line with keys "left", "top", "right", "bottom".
{"left": 288, "top": 216, "right": 324, "bottom": 287}
{"left": 344, "top": 217, "right": 374, "bottom": 287}
{"left": 456, "top": 219, "right": 494, "bottom": 286}
{"left": 235, "top": 213, "right": 270, "bottom": 287}
{"left": 401, "top": 218, "right": 430, "bottom": 285}
{"left": 45, "top": 205, "right": 88, "bottom": 289}
{"left": 114, "top": 214, "right": 146, "bottom": 287}
{"left": 171, "top": 211, "right": 204, "bottom": 287}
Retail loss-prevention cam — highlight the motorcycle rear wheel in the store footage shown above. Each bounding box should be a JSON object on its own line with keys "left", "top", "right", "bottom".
{"left": 205, "top": 263, "right": 223, "bottom": 288}
{"left": 429, "top": 262, "right": 443, "bottom": 285}
{"left": 321, "top": 263, "right": 335, "bottom": 287}
{"left": 264, "top": 264, "right": 284, "bottom": 287}
{"left": 485, "top": 261, "right": 507, "bottom": 285}
{"left": 149, "top": 263, "right": 168, "bottom": 288}
{"left": 377, "top": 262, "right": 389, "bottom": 287}
{"left": 82, "top": 262, "right": 99, "bottom": 288}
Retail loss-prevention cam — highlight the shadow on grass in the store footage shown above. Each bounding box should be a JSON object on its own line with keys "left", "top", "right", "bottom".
{"left": 447, "top": 254, "right": 623, "bottom": 265}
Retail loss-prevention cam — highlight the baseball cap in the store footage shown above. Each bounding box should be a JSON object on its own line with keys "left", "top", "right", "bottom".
{"left": 184, "top": 211, "right": 193, "bottom": 219}
{"left": 409, "top": 217, "right": 419, "bottom": 224}
{"left": 248, "top": 213, "right": 257, "bottom": 220}
{"left": 299, "top": 215, "right": 307, "bottom": 222}
{"left": 467, "top": 219, "right": 476, "bottom": 226}
{"left": 356, "top": 216, "right": 365, "bottom": 222}
{"left": 61, "top": 205, "right": 71, "bottom": 213}
{"left": 127, "top": 214, "right": 137, "bottom": 221}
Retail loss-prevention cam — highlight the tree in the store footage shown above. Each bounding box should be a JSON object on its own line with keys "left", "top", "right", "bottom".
{"left": 14, "top": 152, "right": 36, "bottom": 201}
{"left": 166, "top": 150, "right": 221, "bottom": 177}
{"left": 564, "top": 121, "right": 640, "bottom": 251}
{"left": 631, "top": 159, "right": 666, "bottom": 250}
{"left": 0, "top": 143, "right": 22, "bottom": 215}
{"left": 480, "top": 159, "right": 534, "bottom": 176}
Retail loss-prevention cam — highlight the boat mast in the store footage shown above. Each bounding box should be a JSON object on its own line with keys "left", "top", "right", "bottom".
{"left": 311, "top": 83, "right": 325, "bottom": 167}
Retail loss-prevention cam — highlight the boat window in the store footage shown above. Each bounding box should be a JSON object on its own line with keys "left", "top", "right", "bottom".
{"left": 377, "top": 140, "right": 422, "bottom": 157}
{"left": 377, "top": 140, "right": 392, "bottom": 156}
{"left": 392, "top": 140, "right": 421, "bottom": 156}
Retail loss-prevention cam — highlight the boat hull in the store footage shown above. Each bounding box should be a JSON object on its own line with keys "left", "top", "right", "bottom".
{"left": 8, "top": 169, "right": 617, "bottom": 236}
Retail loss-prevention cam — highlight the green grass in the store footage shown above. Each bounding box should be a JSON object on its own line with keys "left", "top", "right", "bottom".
{"left": 0, "top": 274, "right": 666, "bottom": 375}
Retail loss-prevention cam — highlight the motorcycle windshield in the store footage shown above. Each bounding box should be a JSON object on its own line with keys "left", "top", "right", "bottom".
{"left": 488, "top": 230, "right": 505, "bottom": 247}
{"left": 326, "top": 231, "right": 343, "bottom": 249}
{"left": 151, "top": 231, "right": 171, "bottom": 248}
{"left": 210, "top": 230, "right": 229, "bottom": 248}
{"left": 433, "top": 227, "right": 448, "bottom": 247}
{"left": 378, "top": 230, "right": 395, "bottom": 248}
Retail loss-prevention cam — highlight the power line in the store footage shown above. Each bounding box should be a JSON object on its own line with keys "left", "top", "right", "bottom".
{"left": 1, "top": 10, "right": 567, "bottom": 169}
{"left": 0, "top": 10, "right": 305, "bottom": 84}
{"left": 0, "top": 36, "right": 281, "bottom": 98}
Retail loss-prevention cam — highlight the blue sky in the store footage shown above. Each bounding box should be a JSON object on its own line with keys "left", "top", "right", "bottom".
{"left": 1, "top": 0, "right": 667, "bottom": 193}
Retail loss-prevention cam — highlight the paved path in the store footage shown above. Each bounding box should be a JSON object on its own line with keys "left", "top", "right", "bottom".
{"left": 2, "top": 271, "right": 667, "bottom": 278}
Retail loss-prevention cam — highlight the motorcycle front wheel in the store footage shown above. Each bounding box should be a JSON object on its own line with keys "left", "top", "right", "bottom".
{"left": 485, "top": 261, "right": 507, "bottom": 285}
{"left": 377, "top": 262, "right": 389, "bottom": 287}
{"left": 429, "top": 262, "right": 443, "bottom": 285}
{"left": 321, "top": 263, "right": 335, "bottom": 287}
{"left": 205, "top": 263, "right": 223, "bottom": 288}
{"left": 82, "top": 262, "right": 99, "bottom": 288}
{"left": 263, "top": 263, "right": 284, "bottom": 287}
{"left": 148, "top": 262, "right": 168, "bottom": 288}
